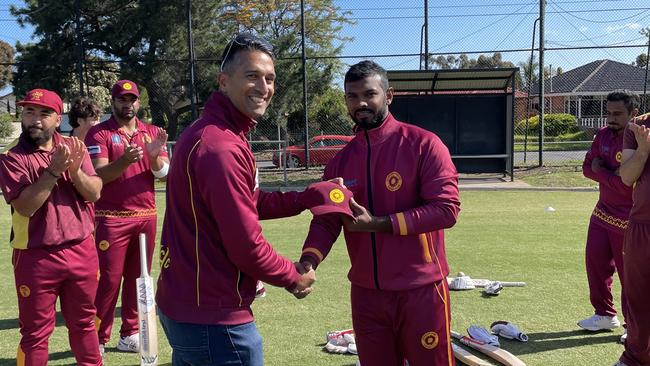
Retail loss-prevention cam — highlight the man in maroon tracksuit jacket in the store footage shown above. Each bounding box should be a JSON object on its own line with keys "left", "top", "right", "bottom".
{"left": 156, "top": 33, "right": 323, "bottom": 366}
{"left": 578, "top": 91, "right": 637, "bottom": 341}
{"left": 618, "top": 110, "right": 650, "bottom": 366}
{"left": 300, "top": 61, "right": 461, "bottom": 366}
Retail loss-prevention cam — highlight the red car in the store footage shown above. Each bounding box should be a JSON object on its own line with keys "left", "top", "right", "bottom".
{"left": 272, "top": 135, "right": 353, "bottom": 168}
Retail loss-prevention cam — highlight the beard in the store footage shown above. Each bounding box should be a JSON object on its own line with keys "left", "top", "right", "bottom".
{"left": 350, "top": 106, "right": 388, "bottom": 130}
{"left": 22, "top": 124, "right": 55, "bottom": 147}
{"left": 114, "top": 108, "right": 136, "bottom": 120}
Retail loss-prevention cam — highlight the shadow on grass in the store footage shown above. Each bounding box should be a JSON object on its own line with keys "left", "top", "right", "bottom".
{"left": 514, "top": 329, "right": 621, "bottom": 355}
{"left": 0, "top": 307, "right": 122, "bottom": 330}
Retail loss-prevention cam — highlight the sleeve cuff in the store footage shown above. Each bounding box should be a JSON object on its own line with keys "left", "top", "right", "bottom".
{"left": 390, "top": 212, "right": 409, "bottom": 235}
{"left": 300, "top": 248, "right": 324, "bottom": 266}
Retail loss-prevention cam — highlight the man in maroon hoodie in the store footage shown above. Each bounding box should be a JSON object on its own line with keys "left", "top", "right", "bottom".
{"left": 156, "top": 33, "right": 319, "bottom": 366}
{"left": 578, "top": 91, "right": 638, "bottom": 342}
{"left": 299, "top": 61, "right": 461, "bottom": 366}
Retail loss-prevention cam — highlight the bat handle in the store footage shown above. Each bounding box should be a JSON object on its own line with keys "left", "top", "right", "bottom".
{"left": 139, "top": 233, "right": 149, "bottom": 277}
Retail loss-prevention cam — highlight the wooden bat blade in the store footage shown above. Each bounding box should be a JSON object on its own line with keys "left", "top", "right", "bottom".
{"left": 452, "top": 342, "right": 495, "bottom": 366}
{"left": 451, "top": 331, "right": 526, "bottom": 366}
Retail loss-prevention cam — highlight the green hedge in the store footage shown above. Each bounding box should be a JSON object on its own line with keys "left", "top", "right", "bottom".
{"left": 0, "top": 113, "right": 15, "bottom": 140}
{"left": 516, "top": 113, "right": 579, "bottom": 137}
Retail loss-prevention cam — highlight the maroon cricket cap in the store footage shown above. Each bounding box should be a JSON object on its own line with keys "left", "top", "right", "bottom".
{"left": 111, "top": 80, "right": 140, "bottom": 99}
{"left": 308, "top": 181, "right": 354, "bottom": 218}
{"left": 16, "top": 89, "right": 63, "bottom": 115}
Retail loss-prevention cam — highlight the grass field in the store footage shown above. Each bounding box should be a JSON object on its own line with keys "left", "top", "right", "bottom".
{"left": 0, "top": 190, "right": 627, "bottom": 366}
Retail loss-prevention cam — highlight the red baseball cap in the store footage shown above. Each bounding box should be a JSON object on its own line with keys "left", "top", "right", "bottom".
{"left": 111, "top": 80, "right": 140, "bottom": 99}
{"left": 308, "top": 181, "right": 354, "bottom": 218}
{"left": 17, "top": 89, "right": 63, "bottom": 115}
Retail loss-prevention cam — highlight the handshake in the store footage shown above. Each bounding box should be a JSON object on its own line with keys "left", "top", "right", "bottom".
{"left": 290, "top": 260, "right": 317, "bottom": 299}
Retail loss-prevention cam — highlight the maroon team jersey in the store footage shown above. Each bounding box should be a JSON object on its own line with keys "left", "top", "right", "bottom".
{"left": 0, "top": 133, "right": 96, "bottom": 249}
{"left": 301, "top": 113, "right": 460, "bottom": 291}
{"left": 623, "top": 113, "right": 650, "bottom": 223}
{"left": 85, "top": 117, "right": 168, "bottom": 221}
{"left": 582, "top": 126, "right": 632, "bottom": 231}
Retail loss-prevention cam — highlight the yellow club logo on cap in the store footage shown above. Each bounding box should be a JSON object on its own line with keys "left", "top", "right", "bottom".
{"left": 31, "top": 91, "right": 43, "bottom": 100}
{"left": 122, "top": 82, "right": 133, "bottom": 90}
{"left": 329, "top": 188, "right": 345, "bottom": 204}
{"left": 616, "top": 151, "right": 623, "bottom": 163}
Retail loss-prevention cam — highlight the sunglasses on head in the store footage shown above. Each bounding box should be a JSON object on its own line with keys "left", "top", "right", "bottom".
{"left": 220, "top": 33, "right": 274, "bottom": 72}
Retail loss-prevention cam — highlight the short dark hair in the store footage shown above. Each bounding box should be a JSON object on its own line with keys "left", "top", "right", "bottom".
{"left": 607, "top": 90, "right": 640, "bottom": 113}
{"left": 69, "top": 97, "right": 101, "bottom": 128}
{"left": 344, "top": 60, "right": 389, "bottom": 91}
{"left": 220, "top": 33, "right": 274, "bottom": 73}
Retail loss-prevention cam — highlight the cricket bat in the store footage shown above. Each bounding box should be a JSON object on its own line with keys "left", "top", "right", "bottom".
{"left": 471, "top": 279, "right": 526, "bottom": 288}
{"left": 451, "top": 331, "right": 526, "bottom": 366}
{"left": 137, "top": 233, "right": 158, "bottom": 366}
{"left": 452, "top": 342, "right": 496, "bottom": 366}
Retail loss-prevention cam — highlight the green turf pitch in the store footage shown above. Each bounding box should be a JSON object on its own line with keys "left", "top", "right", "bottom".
{"left": 0, "top": 190, "right": 626, "bottom": 365}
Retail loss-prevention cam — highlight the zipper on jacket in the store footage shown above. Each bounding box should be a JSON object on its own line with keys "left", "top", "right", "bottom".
{"left": 364, "top": 130, "right": 381, "bottom": 290}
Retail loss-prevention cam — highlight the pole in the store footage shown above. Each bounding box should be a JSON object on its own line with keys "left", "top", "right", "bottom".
{"left": 538, "top": 0, "right": 545, "bottom": 167}
{"left": 186, "top": 0, "right": 198, "bottom": 121}
{"left": 419, "top": 25, "right": 425, "bottom": 70}
{"left": 74, "top": 0, "right": 85, "bottom": 96}
{"left": 424, "top": 0, "right": 429, "bottom": 70}
{"left": 300, "top": 0, "right": 310, "bottom": 169}
{"left": 643, "top": 32, "right": 650, "bottom": 113}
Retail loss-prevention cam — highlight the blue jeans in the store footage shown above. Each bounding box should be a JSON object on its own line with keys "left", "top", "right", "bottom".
{"left": 159, "top": 310, "right": 263, "bottom": 366}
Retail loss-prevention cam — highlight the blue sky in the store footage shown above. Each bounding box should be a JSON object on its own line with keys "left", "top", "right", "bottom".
{"left": 333, "top": 0, "right": 649, "bottom": 73}
{"left": 0, "top": 0, "right": 648, "bottom": 92}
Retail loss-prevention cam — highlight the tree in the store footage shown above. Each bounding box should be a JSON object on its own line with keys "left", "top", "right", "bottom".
{"left": 633, "top": 53, "right": 648, "bottom": 68}
{"left": 0, "top": 40, "right": 15, "bottom": 90}
{"left": 633, "top": 28, "right": 650, "bottom": 67}
{"left": 220, "top": 1, "right": 353, "bottom": 140}
{"left": 11, "top": 1, "right": 353, "bottom": 139}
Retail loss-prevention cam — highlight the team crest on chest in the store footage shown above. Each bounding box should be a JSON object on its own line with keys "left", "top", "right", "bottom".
{"left": 385, "top": 171, "right": 402, "bottom": 192}
{"left": 420, "top": 331, "right": 439, "bottom": 349}
{"left": 111, "top": 134, "right": 122, "bottom": 145}
{"left": 616, "top": 151, "right": 622, "bottom": 163}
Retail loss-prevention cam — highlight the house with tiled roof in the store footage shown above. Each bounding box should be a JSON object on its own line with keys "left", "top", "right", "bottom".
{"left": 529, "top": 59, "right": 649, "bottom": 128}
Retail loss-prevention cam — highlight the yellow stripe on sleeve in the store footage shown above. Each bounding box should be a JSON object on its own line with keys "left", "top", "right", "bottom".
{"left": 419, "top": 233, "right": 433, "bottom": 263}
{"left": 302, "top": 248, "right": 324, "bottom": 263}
{"left": 396, "top": 212, "right": 408, "bottom": 235}
{"left": 17, "top": 345, "right": 25, "bottom": 366}
{"left": 11, "top": 210, "right": 29, "bottom": 249}
{"left": 94, "top": 316, "right": 101, "bottom": 332}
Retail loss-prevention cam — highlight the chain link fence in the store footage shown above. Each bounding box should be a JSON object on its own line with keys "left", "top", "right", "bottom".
{"left": 1, "top": 0, "right": 649, "bottom": 185}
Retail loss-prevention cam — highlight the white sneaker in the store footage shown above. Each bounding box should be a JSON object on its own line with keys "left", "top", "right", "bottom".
{"left": 620, "top": 329, "right": 627, "bottom": 343}
{"left": 99, "top": 344, "right": 105, "bottom": 359}
{"left": 116, "top": 333, "right": 140, "bottom": 353}
{"left": 577, "top": 314, "right": 620, "bottom": 331}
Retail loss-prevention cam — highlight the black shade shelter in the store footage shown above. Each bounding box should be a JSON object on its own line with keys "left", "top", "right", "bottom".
{"left": 387, "top": 68, "right": 518, "bottom": 180}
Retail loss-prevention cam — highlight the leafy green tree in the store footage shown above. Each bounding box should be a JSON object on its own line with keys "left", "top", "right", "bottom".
{"left": 0, "top": 40, "right": 15, "bottom": 89}
{"left": 219, "top": 0, "right": 353, "bottom": 140}
{"left": 12, "top": 0, "right": 352, "bottom": 139}
{"left": 0, "top": 113, "right": 15, "bottom": 140}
